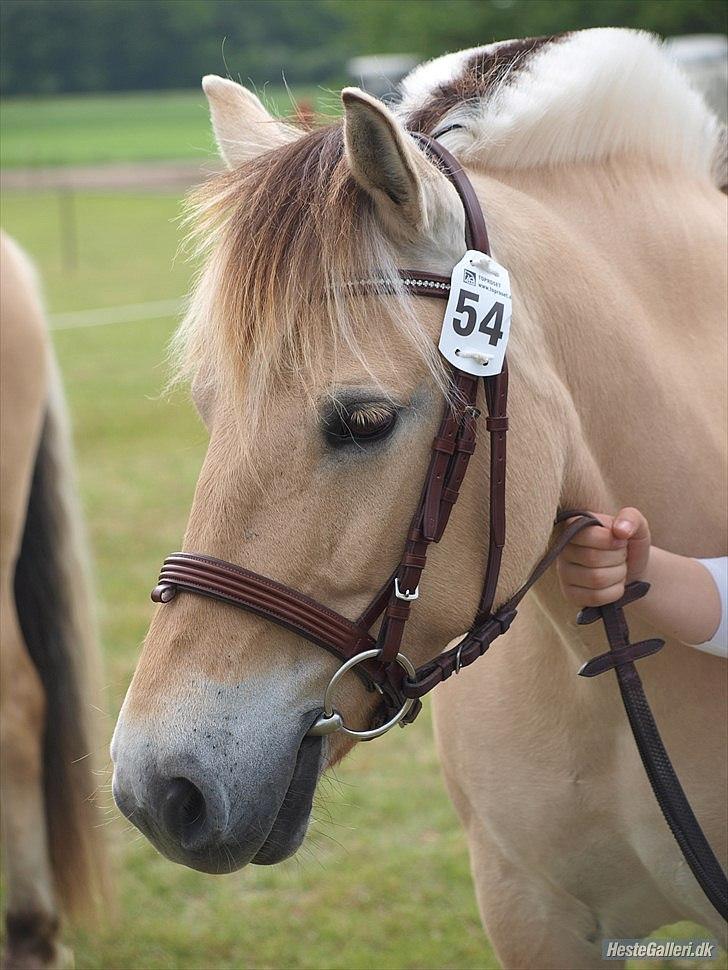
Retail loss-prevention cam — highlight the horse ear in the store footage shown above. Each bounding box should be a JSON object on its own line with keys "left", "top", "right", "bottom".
{"left": 202, "top": 75, "right": 296, "bottom": 169}
{"left": 342, "top": 87, "right": 427, "bottom": 233}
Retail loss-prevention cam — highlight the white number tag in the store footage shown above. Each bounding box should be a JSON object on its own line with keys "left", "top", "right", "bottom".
{"left": 439, "top": 250, "right": 512, "bottom": 376}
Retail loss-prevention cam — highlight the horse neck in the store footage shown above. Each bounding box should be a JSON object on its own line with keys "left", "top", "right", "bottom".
{"left": 455, "top": 159, "right": 726, "bottom": 608}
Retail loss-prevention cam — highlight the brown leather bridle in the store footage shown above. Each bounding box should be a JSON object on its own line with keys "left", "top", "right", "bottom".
{"left": 150, "top": 134, "right": 727, "bottom": 918}
{"left": 152, "top": 135, "right": 516, "bottom": 737}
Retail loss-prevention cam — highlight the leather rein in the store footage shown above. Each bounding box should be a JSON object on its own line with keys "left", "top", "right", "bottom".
{"left": 150, "top": 134, "right": 727, "bottom": 920}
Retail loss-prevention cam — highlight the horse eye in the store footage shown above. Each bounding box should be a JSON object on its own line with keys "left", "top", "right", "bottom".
{"left": 325, "top": 402, "right": 398, "bottom": 447}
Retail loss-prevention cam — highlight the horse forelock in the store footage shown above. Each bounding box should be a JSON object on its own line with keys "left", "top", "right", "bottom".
{"left": 174, "top": 122, "right": 444, "bottom": 449}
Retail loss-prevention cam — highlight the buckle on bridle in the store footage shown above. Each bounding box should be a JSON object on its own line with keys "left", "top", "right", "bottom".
{"left": 454, "top": 637, "right": 467, "bottom": 674}
{"left": 394, "top": 578, "right": 419, "bottom": 601}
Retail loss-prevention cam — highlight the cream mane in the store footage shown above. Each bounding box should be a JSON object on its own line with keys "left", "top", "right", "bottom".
{"left": 397, "top": 28, "right": 723, "bottom": 181}
{"left": 174, "top": 126, "right": 442, "bottom": 444}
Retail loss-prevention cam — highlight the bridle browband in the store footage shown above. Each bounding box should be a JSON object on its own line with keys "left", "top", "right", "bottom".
{"left": 150, "top": 134, "right": 727, "bottom": 919}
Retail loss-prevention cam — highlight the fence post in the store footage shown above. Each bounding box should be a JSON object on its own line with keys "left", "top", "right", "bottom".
{"left": 58, "top": 188, "right": 78, "bottom": 273}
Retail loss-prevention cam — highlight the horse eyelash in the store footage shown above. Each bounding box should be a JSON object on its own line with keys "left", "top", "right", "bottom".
{"left": 346, "top": 404, "right": 395, "bottom": 430}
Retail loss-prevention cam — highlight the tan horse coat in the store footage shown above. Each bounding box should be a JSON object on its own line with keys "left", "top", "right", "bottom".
{"left": 112, "top": 29, "right": 726, "bottom": 968}
{"left": 432, "top": 163, "right": 727, "bottom": 966}
{"left": 1, "top": 233, "right": 107, "bottom": 968}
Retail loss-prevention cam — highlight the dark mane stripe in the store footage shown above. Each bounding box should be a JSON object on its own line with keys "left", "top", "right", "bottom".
{"left": 404, "top": 34, "right": 566, "bottom": 135}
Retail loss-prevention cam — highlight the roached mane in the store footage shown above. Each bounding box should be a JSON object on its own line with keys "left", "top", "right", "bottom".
{"left": 397, "top": 28, "right": 723, "bottom": 177}
{"left": 174, "top": 125, "right": 444, "bottom": 444}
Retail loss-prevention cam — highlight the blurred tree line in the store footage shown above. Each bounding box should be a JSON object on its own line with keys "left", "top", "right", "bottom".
{"left": 1, "top": 0, "right": 725, "bottom": 96}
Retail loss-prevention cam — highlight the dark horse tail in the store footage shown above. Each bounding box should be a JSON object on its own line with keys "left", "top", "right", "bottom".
{"left": 13, "top": 370, "right": 108, "bottom": 918}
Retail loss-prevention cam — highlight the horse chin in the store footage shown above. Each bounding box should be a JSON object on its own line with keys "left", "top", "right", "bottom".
{"left": 185, "top": 733, "right": 323, "bottom": 874}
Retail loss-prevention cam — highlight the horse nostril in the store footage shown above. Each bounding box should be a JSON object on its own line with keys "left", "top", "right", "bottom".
{"left": 161, "top": 777, "right": 208, "bottom": 846}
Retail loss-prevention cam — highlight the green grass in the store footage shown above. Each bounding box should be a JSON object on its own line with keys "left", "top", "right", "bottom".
{"left": 2, "top": 193, "right": 493, "bottom": 970}
{"left": 0, "top": 86, "right": 335, "bottom": 169}
{"left": 1, "top": 192, "right": 188, "bottom": 310}
{"left": 2, "top": 194, "right": 724, "bottom": 969}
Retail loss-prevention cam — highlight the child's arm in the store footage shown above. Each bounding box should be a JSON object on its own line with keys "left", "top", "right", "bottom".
{"left": 557, "top": 507, "right": 724, "bottom": 649}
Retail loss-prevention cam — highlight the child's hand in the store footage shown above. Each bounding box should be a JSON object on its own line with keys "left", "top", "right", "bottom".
{"left": 557, "top": 508, "right": 651, "bottom": 607}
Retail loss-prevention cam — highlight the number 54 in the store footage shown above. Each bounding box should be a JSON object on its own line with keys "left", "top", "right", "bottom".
{"left": 452, "top": 290, "right": 505, "bottom": 346}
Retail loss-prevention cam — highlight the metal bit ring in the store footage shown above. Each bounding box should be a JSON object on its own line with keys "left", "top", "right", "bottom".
{"left": 308, "top": 648, "right": 416, "bottom": 741}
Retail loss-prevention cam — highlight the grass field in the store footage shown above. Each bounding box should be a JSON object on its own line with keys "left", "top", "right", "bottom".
{"left": 1, "top": 106, "right": 725, "bottom": 968}
{"left": 0, "top": 86, "right": 335, "bottom": 169}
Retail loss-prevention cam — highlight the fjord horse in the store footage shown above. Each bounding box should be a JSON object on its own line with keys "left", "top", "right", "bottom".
{"left": 1, "top": 233, "right": 106, "bottom": 968}
{"left": 112, "top": 30, "right": 727, "bottom": 968}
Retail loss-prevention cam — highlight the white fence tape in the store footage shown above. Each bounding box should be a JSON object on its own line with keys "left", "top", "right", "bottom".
{"left": 50, "top": 297, "right": 185, "bottom": 330}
